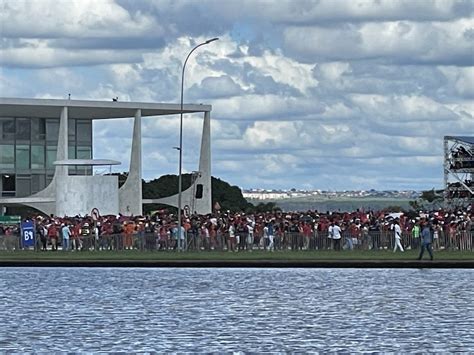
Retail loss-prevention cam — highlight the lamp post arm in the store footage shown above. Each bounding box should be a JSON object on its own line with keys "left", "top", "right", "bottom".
{"left": 180, "top": 42, "right": 209, "bottom": 111}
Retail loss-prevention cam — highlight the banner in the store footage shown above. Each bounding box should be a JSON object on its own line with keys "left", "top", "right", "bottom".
{"left": 21, "top": 220, "right": 35, "bottom": 248}
{"left": 0, "top": 215, "right": 21, "bottom": 224}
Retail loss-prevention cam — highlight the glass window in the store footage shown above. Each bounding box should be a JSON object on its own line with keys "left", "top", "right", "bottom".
{"left": 1, "top": 174, "right": 15, "bottom": 197}
{"left": 0, "top": 145, "right": 14, "bottom": 169}
{"left": 31, "top": 145, "right": 45, "bottom": 169}
{"left": 68, "top": 145, "right": 76, "bottom": 159}
{"left": 31, "top": 174, "right": 46, "bottom": 193}
{"left": 46, "top": 174, "right": 54, "bottom": 187}
{"left": 1, "top": 118, "right": 15, "bottom": 140}
{"left": 68, "top": 166, "right": 77, "bottom": 175}
{"left": 76, "top": 120, "right": 92, "bottom": 142}
{"left": 68, "top": 119, "right": 76, "bottom": 141}
{"left": 16, "top": 145, "right": 30, "bottom": 170}
{"left": 31, "top": 118, "right": 46, "bottom": 141}
{"left": 76, "top": 166, "right": 92, "bottom": 176}
{"left": 46, "top": 146, "right": 57, "bottom": 169}
{"left": 77, "top": 146, "right": 92, "bottom": 159}
{"left": 46, "top": 119, "right": 59, "bottom": 141}
{"left": 16, "top": 118, "right": 31, "bottom": 140}
{"left": 16, "top": 175, "right": 31, "bottom": 197}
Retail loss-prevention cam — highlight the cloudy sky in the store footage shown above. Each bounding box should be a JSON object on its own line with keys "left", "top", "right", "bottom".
{"left": 1, "top": 0, "right": 473, "bottom": 191}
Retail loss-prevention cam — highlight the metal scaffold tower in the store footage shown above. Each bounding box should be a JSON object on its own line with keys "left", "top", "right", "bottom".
{"left": 444, "top": 136, "right": 474, "bottom": 208}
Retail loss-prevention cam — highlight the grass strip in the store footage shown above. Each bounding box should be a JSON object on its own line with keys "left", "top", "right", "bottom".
{"left": 1, "top": 250, "right": 473, "bottom": 261}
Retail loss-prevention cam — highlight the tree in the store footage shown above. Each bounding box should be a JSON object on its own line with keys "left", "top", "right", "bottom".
{"left": 249, "top": 202, "right": 282, "bottom": 213}
{"left": 409, "top": 188, "right": 444, "bottom": 211}
{"left": 109, "top": 173, "right": 281, "bottom": 214}
{"left": 141, "top": 174, "right": 254, "bottom": 214}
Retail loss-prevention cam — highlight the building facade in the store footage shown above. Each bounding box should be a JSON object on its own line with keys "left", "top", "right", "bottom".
{"left": 0, "top": 98, "right": 212, "bottom": 216}
{"left": 0, "top": 116, "right": 92, "bottom": 198}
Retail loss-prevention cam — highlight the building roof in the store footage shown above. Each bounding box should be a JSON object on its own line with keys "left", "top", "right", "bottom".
{"left": 0, "top": 97, "right": 211, "bottom": 119}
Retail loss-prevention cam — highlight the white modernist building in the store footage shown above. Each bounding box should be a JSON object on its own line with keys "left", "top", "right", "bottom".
{"left": 0, "top": 97, "right": 212, "bottom": 216}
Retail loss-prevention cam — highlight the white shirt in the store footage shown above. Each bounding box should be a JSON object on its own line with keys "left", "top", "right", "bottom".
{"left": 394, "top": 224, "right": 402, "bottom": 239}
{"left": 247, "top": 224, "right": 254, "bottom": 234}
{"left": 332, "top": 225, "right": 342, "bottom": 240}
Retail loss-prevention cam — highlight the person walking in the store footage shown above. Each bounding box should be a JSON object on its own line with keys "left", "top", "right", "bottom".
{"left": 392, "top": 220, "right": 404, "bottom": 252}
{"left": 418, "top": 222, "right": 434, "bottom": 260}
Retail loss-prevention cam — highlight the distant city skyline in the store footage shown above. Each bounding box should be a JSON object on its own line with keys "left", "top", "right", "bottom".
{"left": 2, "top": 0, "right": 473, "bottom": 191}
{"left": 241, "top": 187, "right": 421, "bottom": 200}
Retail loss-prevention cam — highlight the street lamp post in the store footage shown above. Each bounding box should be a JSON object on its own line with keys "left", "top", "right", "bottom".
{"left": 177, "top": 37, "right": 218, "bottom": 251}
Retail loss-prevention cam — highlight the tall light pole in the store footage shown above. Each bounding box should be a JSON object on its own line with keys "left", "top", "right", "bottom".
{"left": 177, "top": 37, "right": 218, "bottom": 251}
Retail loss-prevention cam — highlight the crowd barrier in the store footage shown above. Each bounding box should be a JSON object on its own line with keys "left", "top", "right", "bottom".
{"left": 1, "top": 230, "right": 473, "bottom": 252}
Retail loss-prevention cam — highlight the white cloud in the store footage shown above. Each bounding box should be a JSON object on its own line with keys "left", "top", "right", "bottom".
{"left": 1, "top": 0, "right": 473, "bottom": 191}
{"left": 241, "top": 0, "right": 473, "bottom": 23}
{"left": 0, "top": 40, "right": 142, "bottom": 68}
{"left": 1, "top": 0, "right": 159, "bottom": 38}
{"left": 284, "top": 18, "right": 474, "bottom": 65}
{"left": 439, "top": 66, "right": 474, "bottom": 98}
{"left": 349, "top": 94, "right": 459, "bottom": 122}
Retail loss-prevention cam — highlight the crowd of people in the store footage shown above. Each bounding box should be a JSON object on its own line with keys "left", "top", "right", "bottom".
{"left": 450, "top": 145, "right": 474, "bottom": 169}
{"left": 0, "top": 204, "right": 473, "bottom": 255}
{"left": 447, "top": 180, "right": 474, "bottom": 199}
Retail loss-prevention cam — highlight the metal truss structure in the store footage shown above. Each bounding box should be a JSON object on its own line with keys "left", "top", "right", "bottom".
{"left": 444, "top": 136, "right": 474, "bottom": 208}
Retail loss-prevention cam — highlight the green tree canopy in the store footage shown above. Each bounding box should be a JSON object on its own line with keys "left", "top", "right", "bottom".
{"left": 110, "top": 173, "right": 281, "bottom": 214}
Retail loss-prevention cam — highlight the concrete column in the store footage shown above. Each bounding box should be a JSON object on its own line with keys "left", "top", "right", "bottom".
{"left": 197, "top": 111, "right": 212, "bottom": 214}
{"left": 143, "top": 109, "right": 212, "bottom": 215}
{"left": 55, "top": 106, "right": 69, "bottom": 216}
{"left": 57, "top": 106, "right": 68, "bottom": 176}
{"left": 119, "top": 110, "right": 143, "bottom": 216}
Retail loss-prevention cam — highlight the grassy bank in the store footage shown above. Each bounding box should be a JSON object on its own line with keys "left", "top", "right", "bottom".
{"left": 0, "top": 250, "right": 473, "bottom": 261}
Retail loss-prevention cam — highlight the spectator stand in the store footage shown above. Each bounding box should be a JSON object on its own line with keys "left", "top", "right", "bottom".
{"left": 444, "top": 136, "right": 474, "bottom": 208}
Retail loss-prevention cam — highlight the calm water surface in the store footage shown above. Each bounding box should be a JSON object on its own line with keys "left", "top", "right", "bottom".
{"left": 0, "top": 268, "right": 473, "bottom": 353}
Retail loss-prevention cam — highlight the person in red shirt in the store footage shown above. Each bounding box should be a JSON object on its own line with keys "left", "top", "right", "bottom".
{"left": 47, "top": 223, "right": 58, "bottom": 251}
{"left": 71, "top": 223, "right": 81, "bottom": 251}
{"left": 302, "top": 222, "right": 312, "bottom": 250}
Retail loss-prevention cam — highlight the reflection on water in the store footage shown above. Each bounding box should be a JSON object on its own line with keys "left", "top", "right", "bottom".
{"left": 0, "top": 268, "right": 473, "bottom": 352}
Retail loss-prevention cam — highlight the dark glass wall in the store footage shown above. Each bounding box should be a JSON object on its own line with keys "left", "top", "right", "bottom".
{"left": 0, "top": 117, "right": 92, "bottom": 197}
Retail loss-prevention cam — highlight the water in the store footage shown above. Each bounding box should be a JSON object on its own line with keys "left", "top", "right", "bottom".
{"left": 0, "top": 268, "right": 473, "bottom": 353}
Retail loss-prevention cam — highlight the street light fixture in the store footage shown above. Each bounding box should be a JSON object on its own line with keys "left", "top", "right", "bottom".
{"left": 177, "top": 37, "right": 219, "bottom": 251}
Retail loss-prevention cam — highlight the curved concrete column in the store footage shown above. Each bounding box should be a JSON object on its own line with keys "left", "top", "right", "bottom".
{"left": 55, "top": 106, "right": 71, "bottom": 216}
{"left": 146, "top": 111, "right": 212, "bottom": 215}
{"left": 193, "top": 110, "right": 212, "bottom": 214}
{"left": 119, "top": 109, "right": 143, "bottom": 216}
{"left": 21, "top": 106, "right": 69, "bottom": 215}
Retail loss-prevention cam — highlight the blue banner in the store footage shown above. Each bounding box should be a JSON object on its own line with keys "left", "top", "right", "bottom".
{"left": 21, "top": 221, "right": 35, "bottom": 248}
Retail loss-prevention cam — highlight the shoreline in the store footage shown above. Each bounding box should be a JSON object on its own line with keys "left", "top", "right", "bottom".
{"left": 1, "top": 259, "right": 473, "bottom": 268}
